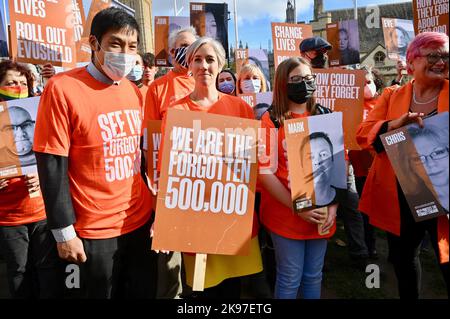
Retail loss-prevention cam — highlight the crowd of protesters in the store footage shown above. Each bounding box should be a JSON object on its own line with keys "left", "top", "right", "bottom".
{"left": 0, "top": 7, "right": 448, "bottom": 300}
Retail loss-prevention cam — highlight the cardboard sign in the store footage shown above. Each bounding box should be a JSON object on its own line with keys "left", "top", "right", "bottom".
{"left": 313, "top": 68, "right": 365, "bottom": 150}
{"left": 235, "top": 48, "right": 248, "bottom": 76}
{"left": 413, "top": 0, "right": 449, "bottom": 35}
{"left": 146, "top": 120, "right": 162, "bottom": 192}
{"left": 70, "top": 0, "right": 90, "bottom": 63}
{"left": 0, "top": 96, "right": 40, "bottom": 178}
{"left": 271, "top": 22, "right": 312, "bottom": 70}
{"left": 284, "top": 112, "right": 346, "bottom": 214}
{"left": 152, "top": 109, "right": 259, "bottom": 255}
{"left": 0, "top": 10, "right": 8, "bottom": 57}
{"left": 190, "top": 2, "right": 229, "bottom": 58}
{"left": 326, "top": 19, "right": 360, "bottom": 67}
{"left": 238, "top": 91, "right": 272, "bottom": 120}
{"left": 382, "top": 18, "right": 415, "bottom": 61}
{"left": 154, "top": 16, "right": 190, "bottom": 67}
{"left": 8, "top": 0, "right": 76, "bottom": 67}
{"left": 381, "top": 112, "right": 449, "bottom": 221}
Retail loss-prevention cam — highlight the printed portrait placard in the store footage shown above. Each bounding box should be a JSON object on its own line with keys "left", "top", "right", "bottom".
{"left": 190, "top": 2, "right": 229, "bottom": 58}
{"left": 326, "top": 19, "right": 360, "bottom": 67}
{"left": 0, "top": 96, "right": 40, "bottom": 178}
{"left": 284, "top": 112, "right": 346, "bottom": 214}
{"left": 155, "top": 16, "right": 190, "bottom": 67}
{"left": 382, "top": 18, "right": 415, "bottom": 61}
{"left": 381, "top": 112, "right": 449, "bottom": 221}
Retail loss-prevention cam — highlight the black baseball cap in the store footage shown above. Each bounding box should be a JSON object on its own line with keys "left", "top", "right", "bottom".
{"left": 299, "top": 36, "right": 332, "bottom": 53}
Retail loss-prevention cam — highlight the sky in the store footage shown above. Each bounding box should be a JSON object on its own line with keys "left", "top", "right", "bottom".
{"left": 152, "top": 0, "right": 414, "bottom": 50}
{"left": 1, "top": 0, "right": 414, "bottom": 50}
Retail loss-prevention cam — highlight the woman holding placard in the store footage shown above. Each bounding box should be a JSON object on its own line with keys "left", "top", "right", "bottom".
{"left": 258, "top": 57, "right": 338, "bottom": 299}
{"left": 357, "top": 31, "right": 449, "bottom": 299}
{"left": 0, "top": 60, "right": 63, "bottom": 298}
{"left": 159, "top": 37, "right": 263, "bottom": 298}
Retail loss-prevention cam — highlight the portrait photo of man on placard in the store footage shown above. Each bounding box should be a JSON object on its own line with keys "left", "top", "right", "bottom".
{"left": 0, "top": 105, "right": 36, "bottom": 168}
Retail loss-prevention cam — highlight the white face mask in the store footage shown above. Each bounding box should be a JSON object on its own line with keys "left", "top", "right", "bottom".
{"left": 101, "top": 51, "right": 136, "bottom": 81}
{"left": 95, "top": 40, "right": 137, "bottom": 81}
{"left": 241, "top": 79, "right": 262, "bottom": 93}
{"left": 364, "top": 81, "right": 377, "bottom": 99}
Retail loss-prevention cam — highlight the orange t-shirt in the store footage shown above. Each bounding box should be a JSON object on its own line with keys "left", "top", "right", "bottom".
{"left": 139, "top": 85, "right": 149, "bottom": 103}
{"left": 259, "top": 112, "right": 336, "bottom": 240}
{"left": 33, "top": 67, "right": 152, "bottom": 239}
{"left": 160, "top": 93, "right": 259, "bottom": 236}
{"left": 0, "top": 177, "right": 46, "bottom": 226}
{"left": 144, "top": 70, "right": 195, "bottom": 121}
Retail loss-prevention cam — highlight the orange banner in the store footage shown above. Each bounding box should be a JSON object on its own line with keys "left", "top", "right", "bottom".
{"left": 413, "top": 0, "right": 449, "bottom": 35}
{"left": 8, "top": 0, "right": 77, "bottom": 67}
{"left": 313, "top": 68, "right": 365, "bottom": 150}
{"left": 271, "top": 22, "right": 313, "bottom": 70}
{"left": 152, "top": 109, "right": 260, "bottom": 255}
{"left": 146, "top": 120, "right": 162, "bottom": 192}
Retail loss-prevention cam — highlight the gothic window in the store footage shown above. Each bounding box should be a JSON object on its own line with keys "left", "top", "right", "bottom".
{"left": 374, "top": 51, "right": 386, "bottom": 66}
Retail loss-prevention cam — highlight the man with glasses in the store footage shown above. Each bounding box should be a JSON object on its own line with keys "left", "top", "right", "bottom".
{"left": 0, "top": 106, "right": 36, "bottom": 167}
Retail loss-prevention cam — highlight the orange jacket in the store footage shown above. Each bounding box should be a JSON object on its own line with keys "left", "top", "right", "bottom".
{"left": 356, "top": 80, "right": 449, "bottom": 264}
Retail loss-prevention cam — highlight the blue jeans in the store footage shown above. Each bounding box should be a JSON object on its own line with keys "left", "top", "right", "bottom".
{"left": 270, "top": 232, "right": 327, "bottom": 299}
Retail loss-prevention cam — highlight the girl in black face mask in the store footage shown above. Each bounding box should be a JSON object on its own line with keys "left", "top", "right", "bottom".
{"left": 258, "top": 57, "right": 335, "bottom": 299}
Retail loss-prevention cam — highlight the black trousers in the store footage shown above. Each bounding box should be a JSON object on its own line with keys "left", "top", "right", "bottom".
{"left": 355, "top": 176, "right": 377, "bottom": 253}
{"left": 387, "top": 185, "right": 449, "bottom": 299}
{"left": 0, "top": 219, "right": 64, "bottom": 298}
{"left": 78, "top": 218, "right": 157, "bottom": 299}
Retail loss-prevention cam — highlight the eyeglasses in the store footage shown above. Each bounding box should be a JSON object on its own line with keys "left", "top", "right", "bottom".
{"left": 418, "top": 53, "right": 449, "bottom": 65}
{"left": 289, "top": 74, "right": 316, "bottom": 83}
{"left": 1, "top": 120, "right": 35, "bottom": 133}
{"left": 411, "top": 147, "right": 449, "bottom": 165}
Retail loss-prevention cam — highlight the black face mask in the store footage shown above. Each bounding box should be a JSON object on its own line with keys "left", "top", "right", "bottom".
{"left": 310, "top": 53, "right": 327, "bottom": 69}
{"left": 287, "top": 80, "right": 316, "bottom": 104}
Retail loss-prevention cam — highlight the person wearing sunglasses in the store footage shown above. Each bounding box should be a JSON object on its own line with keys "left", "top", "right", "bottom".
{"left": 357, "top": 31, "right": 449, "bottom": 299}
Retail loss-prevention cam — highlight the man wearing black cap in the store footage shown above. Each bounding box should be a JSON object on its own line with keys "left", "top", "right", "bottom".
{"left": 299, "top": 36, "right": 332, "bottom": 69}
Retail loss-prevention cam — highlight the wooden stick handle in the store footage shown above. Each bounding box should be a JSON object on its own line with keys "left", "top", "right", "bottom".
{"left": 192, "top": 253, "right": 207, "bottom": 291}
{"left": 317, "top": 206, "right": 330, "bottom": 235}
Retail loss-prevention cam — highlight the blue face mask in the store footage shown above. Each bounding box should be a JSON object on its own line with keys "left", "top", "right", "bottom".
{"left": 126, "top": 65, "right": 143, "bottom": 82}
{"left": 218, "top": 81, "right": 235, "bottom": 94}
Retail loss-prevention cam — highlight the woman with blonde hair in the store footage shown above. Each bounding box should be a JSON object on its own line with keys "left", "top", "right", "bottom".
{"left": 158, "top": 37, "right": 263, "bottom": 298}
{"left": 237, "top": 63, "right": 267, "bottom": 94}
